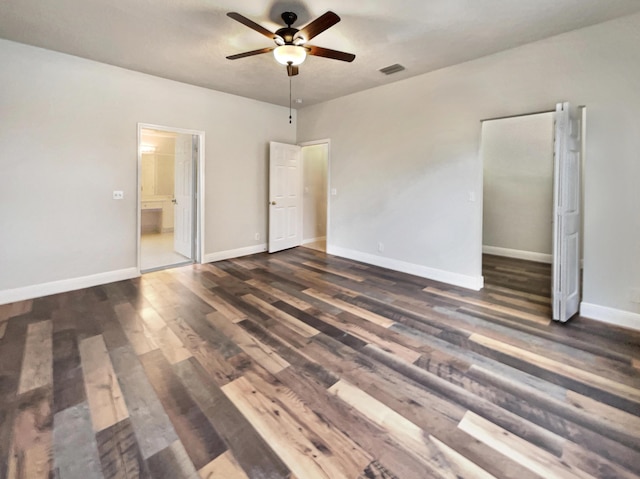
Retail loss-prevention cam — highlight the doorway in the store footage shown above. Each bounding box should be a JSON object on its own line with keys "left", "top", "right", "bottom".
{"left": 137, "top": 124, "right": 204, "bottom": 272}
{"left": 479, "top": 107, "right": 585, "bottom": 316}
{"left": 267, "top": 140, "right": 330, "bottom": 254}
{"left": 301, "top": 141, "right": 329, "bottom": 253}
{"left": 481, "top": 111, "right": 555, "bottom": 266}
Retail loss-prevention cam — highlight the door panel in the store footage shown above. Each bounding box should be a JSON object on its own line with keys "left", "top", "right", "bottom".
{"left": 552, "top": 102, "right": 581, "bottom": 322}
{"left": 174, "top": 134, "right": 194, "bottom": 258}
{"left": 269, "top": 142, "right": 302, "bottom": 253}
{"left": 287, "top": 206, "right": 298, "bottom": 238}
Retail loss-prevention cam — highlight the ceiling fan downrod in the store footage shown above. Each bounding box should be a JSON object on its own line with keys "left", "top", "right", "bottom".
{"left": 289, "top": 75, "right": 293, "bottom": 124}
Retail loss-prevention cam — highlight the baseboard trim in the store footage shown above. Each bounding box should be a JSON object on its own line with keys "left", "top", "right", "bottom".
{"left": 580, "top": 302, "right": 640, "bottom": 331}
{"left": 0, "top": 268, "right": 139, "bottom": 305}
{"left": 327, "top": 245, "right": 483, "bottom": 291}
{"left": 303, "top": 236, "right": 327, "bottom": 245}
{"left": 204, "top": 244, "right": 267, "bottom": 263}
{"left": 483, "top": 245, "right": 552, "bottom": 264}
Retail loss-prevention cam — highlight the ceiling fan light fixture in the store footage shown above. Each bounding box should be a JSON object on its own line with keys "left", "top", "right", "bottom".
{"left": 273, "top": 45, "right": 306, "bottom": 65}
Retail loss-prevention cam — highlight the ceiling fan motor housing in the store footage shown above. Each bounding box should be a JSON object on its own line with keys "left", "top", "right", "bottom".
{"left": 276, "top": 12, "right": 301, "bottom": 44}
{"left": 275, "top": 27, "right": 299, "bottom": 44}
{"left": 281, "top": 12, "right": 298, "bottom": 27}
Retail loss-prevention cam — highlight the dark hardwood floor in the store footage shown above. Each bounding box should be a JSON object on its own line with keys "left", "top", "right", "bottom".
{"left": 1, "top": 248, "right": 639, "bottom": 478}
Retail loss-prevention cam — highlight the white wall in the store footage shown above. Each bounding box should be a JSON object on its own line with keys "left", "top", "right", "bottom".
{"left": 298, "top": 13, "right": 640, "bottom": 322}
{"left": 0, "top": 39, "right": 295, "bottom": 296}
{"left": 481, "top": 113, "right": 554, "bottom": 261}
{"left": 302, "top": 144, "right": 328, "bottom": 242}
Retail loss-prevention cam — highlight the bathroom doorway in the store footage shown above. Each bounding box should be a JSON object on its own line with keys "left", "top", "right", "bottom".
{"left": 137, "top": 124, "right": 204, "bottom": 272}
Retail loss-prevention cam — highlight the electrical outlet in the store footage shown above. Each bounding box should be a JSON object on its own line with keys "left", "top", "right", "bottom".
{"left": 254, "top": 233, "right": 260, "bottom": 241}
{"left": 377, "top": 242, "right": 384, "bottom": 252}
{"left": 331, "top": 188, "right": 338, "bottom": 196}
{"left": 113, "top": 190, "right": 124, "bottom": 200}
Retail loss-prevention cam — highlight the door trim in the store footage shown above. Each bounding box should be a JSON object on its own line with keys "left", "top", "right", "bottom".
{"left": 137, "top": 123, "right": 205, "bottom": 274}
{"left": 299, "top": 139, "right": 331, "bottom": 251}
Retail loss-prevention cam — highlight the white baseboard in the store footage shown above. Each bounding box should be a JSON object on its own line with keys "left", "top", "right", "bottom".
{"left": 327, "top": 245, "right": 484, "bottom": 291}
{"left": 580, "top": 302, "right": 640, "bottom": 331}
{"left": 0, "top": 267, "right": 139, "bottom": 305}
{"left": 204, "top": 244, "right": 267, "bottom": 263}
{"left": 302, "top": 236, "right": 327, "bottom": 245}
{"left": 482, "top": 245, "right": 552, "bottom": 264}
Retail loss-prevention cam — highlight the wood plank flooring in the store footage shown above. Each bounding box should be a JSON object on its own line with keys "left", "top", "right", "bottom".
{"left": 1, "top": 249, "right": 639, "bottom": 478}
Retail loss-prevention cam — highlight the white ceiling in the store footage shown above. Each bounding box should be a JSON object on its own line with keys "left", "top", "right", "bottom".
{"left": 2, "top": 1, "right": 640, "bottom": 108}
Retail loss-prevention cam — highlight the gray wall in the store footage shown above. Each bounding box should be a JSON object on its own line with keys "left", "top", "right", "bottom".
{"left": 0, "top": 39, "right": 295, "bottom": 292}
{"left": 298, "top": 13, "right": 640, "bottom": 318}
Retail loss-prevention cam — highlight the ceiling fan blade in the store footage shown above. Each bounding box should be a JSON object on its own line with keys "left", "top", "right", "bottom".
{"left": 307, "top": 45, "right": 355, "bottom": 62}
{"left": 298, "top": 11, "right": 340, "bottom": 41}
{"left": 287, "top": 64, "right": 299, "bottom": 77}
{"left": 226, "top": 47, "right": 274, "bottom": 60}
{"left": 227, "top": 12, "right": 276, "bottom": 40}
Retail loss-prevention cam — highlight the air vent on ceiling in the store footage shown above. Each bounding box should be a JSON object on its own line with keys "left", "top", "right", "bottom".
{"left": 379, "top": 64, "right": 405, "bottom": 75}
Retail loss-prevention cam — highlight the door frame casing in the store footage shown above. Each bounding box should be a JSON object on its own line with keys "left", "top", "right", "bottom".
{"left": 137, "top": 123, "right": 205, "bottom": 274}
{"left": 298, "top": 139, "right": 331, "bottom": 250}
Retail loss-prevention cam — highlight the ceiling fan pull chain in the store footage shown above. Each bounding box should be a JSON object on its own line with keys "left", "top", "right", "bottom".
{"left": 289, "top": 74, "right": 292, "bottom": 124}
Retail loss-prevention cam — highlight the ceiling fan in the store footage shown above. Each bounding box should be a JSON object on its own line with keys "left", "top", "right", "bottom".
{"left": 226, "top": 11, "right": 356, "bottom": 77}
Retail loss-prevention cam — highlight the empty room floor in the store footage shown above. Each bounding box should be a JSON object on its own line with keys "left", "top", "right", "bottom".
{"left": 482, "top": 253, "right": 552, "bottom": 300}
{"left": 1, "top": 248, "right": 639, "bottom": 478}
{"left": 141, "top": 232, "right": 191, "bottom": 271}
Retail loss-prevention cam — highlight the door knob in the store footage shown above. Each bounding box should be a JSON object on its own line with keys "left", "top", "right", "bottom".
{"left": 270, "top": 201, "right": 277, "bottom": 205}
{"left": 172, "top": 199, "right": 177, "bottom": 204}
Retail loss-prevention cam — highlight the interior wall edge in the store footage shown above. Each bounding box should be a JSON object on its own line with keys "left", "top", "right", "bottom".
{"left": 580, "top": 302, "right": 640, "bottom": 332}
{"left": 203, "top": 244, "right": 268, "bottom": 264}
{"left": 327, "top": 245, "right": 484, "bottom": 291}
{"left": 482, "top": 246, "right": 553, "bottom": 264}
{"left": 0, "top": 267, "right": 139, "bottom": 305}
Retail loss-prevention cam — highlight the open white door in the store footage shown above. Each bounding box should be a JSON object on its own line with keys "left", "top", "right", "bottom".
{"left": 552, "top": 102, "right": 581, "bottom": 322}
{"left": 269, "top": 141, "right": 302, "bottom": 253}
{"left": 174, "top": 134, "right": 193, "bottom": 258}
